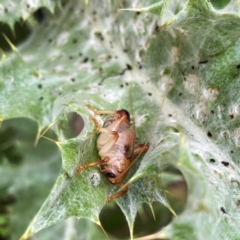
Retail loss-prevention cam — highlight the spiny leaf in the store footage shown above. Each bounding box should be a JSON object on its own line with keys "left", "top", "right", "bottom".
{"left": 1, "top": 0, "right": 240, "bottom": 239}
{"left": 0, "top": 0, "right": 61, "bottom": 28}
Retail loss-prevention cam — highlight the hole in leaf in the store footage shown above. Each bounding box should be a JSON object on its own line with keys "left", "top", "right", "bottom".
{"left": 100, "top": 203, "right": 129, "bottom": 238}
{"left": 133, "top": 202, "right": 174, "bottom": 238}
{"left": 60, "top": 112, "right": 84, "bottom": 139}
{"left": 33, "top": 7, "right": 47, "bottom": 23}
{"left": 0, "top": 126, "right": 23, "bottom": 165}
{"left": 210, "top": 0, "right": 231, "bottom": 9}
{"left": 163, "top": 166, "right": 187, "bottom": 215}
{"left": 0, "top": 21, "right": 31, "bottom": 52}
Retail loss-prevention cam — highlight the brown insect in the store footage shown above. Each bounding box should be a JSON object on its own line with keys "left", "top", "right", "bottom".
{"left": 75, "top": 104, "right": 148, "bottom": 203}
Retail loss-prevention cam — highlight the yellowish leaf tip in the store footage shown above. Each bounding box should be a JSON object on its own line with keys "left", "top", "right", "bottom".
{"left": 0, "top": 48, "right": 6, "bottom": 60}
{"left": 41, "top": 135, "right": 62, "bottom": 148}
{"left": 2, "top": 33, "right": 19, "bottom": 53}
{"left": 149, "top": 203, "right": 156, "bottom": 221}
{"left": 38, "top": 120, "right": 58, "bottom": 140}
{"left": 19, "top": 227, "right": 33, "bottom": 240}
{"left": 34, "top": 128, "right": 41, "bottom": 147}
{"left": 119, "top": 8, "right": 142, "bottom": 12}
{"left": 97, "top": 221, "right": 109, "bottom": 240}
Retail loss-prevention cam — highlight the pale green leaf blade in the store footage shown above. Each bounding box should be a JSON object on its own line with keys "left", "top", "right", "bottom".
{"left": 0, "top": 0, "right": 61, "bottom": 27}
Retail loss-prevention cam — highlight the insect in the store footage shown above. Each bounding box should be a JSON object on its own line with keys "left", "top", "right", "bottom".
{"left": 75, "top": 104, "right": 149, "bottom": 203}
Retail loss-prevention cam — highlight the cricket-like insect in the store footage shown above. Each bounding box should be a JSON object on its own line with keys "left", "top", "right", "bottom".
{"left": 75, "top": 104, "right": 149, "bottom": 203}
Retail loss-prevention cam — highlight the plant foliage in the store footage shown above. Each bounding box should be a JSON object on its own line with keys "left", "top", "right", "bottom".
{"left": 0, "top": 0, "right": 240, "bottom": 239}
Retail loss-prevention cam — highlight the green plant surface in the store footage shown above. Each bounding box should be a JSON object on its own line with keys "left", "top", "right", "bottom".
{"left": 1, "top": 0, "right": 240, "bottom": 239}
{"left": 0, "top": 0, "right": 61, "bottom": 28}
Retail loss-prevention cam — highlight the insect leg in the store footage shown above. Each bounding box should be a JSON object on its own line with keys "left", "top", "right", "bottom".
{"left": 89, "top": 114, "right": 128, "bottom": 156}
{"left": 86, "top": 104, "right": 116, "bottom": 115}
{"left": 133, "top": 143, "right": 149, "bottom": 155}
{"left": 75, "top": 156, "right": 109, "bottom": 174}
{"left": 89, "top": 116, "right": 118, "bottom": 136}
{"left": 106, "top": 184, "right": 128, "bottom": 204}
{"left": 97, "top": 114, "right": 129, "bottom": 156}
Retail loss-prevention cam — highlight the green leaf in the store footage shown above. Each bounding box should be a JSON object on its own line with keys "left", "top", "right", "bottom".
{"left": 1, "top": 0, "right": 240, "bottom": 239}
{"left": 0, "top": 0, "right": 61, "bottom": 28}
{"left": 0, "top": 118, "right": 61, "bottom": 240}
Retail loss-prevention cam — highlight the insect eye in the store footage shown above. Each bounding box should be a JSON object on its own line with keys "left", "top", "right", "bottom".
{"left": 106, "top": 172, "right": 116, "bottom": 178}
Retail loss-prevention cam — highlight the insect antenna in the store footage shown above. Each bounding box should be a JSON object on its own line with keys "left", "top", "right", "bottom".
{"left": 129, "top": 80, "right": 136, "bottom": 134}
{"left": 117, "top": 3, "right": 193, "bottom": 196}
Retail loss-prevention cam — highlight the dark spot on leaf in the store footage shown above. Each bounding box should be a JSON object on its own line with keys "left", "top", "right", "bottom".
{"left": 99, "top": 68, "right": 103, "bottom": 72}
{"left": 82, "top": 57, "right": 88, "bottom": 63}
{"left": 62, "top": 170, "right": 71, "bottom": 180}
{"left": 69, "top": 56, "right": 73, "bottom": 60}
{"left": 92, "top": 10, "right": 97, "bottom": 15}
{"left": 123, "top": 49, "right": 128, "bottom": 53}
{"left": 107, "top": 55, "right": 112, "bottom": 60}
{"left": 137, "top": 62, "right": 142, "bottom": 69}
{"left": 71, "top": 78, "right": 75, "bottom": 82}
{"left": 120, "top": 84, "right": 124, "bottom": 88}
{"left": 220, "top": 207, "right": 227, "bottom": 214}
{"left": 168, "top": 114, "right": 172, "bottom": 117}
{"left": 126, "top": 64, "right": 132, "bottom": 70}
{"left": 4, "top": 8, "right": 8, "bottom": 13}
{"left": 26, "top": 4, "right": 30, "bottom": 8}
{"left": 91, "top": 59, "right": 95, "bottom": 62}
{"left": 48, "top": 38, "right": 52, "bottom": 43}
{"left": 191, "top": 66, "right": 195, "bottom": 70}
{"left": 154, "top": 25, "right": 160, "bottom": 34}
{"left": 229, "top": 114, "right": 234, "bottom": 119}
{"left": 79, "top": 53, "right": 82, "bottom": 57}
{"left": 179, "top": 92, "right": 183, "bottom": 96}
{"left": 199, "top": 60, "right": 208, "bottom": 64}
{"left": 38, "top": 84, "right": 42, "bottom": 89}
{"left": 207, "top": 132, "right": 212, "bottom": 137}
{"left": 125, "top": 82, "right": 129, "bottom": 86}
{"left": 221, "top": 161, "right": 229, "bottom": 167}
{"left": 39, "top": 97, "right": 43, "bottom": 101}
{"left": 237, "top": 64, "right": 240, "bottom": 69}
{"left": 73, "top": 39, "right": 77, "bottom": 44}
{"left": 231, "top": 150, "right": 234, "bottom": 154}
{"left": 211, "top": 110, "right": 214, "bottom": 114}
{"left": 95, "top": 31, "right": 104, "bottom": 41}
{"left": 136, "top": 11, "right": 141, "bottom": 16}
{"left": 148, "top": 93, "right": 152, "bottom": 96}
{"left": 210, "top": 159, "right": 215, "bottom": 163}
